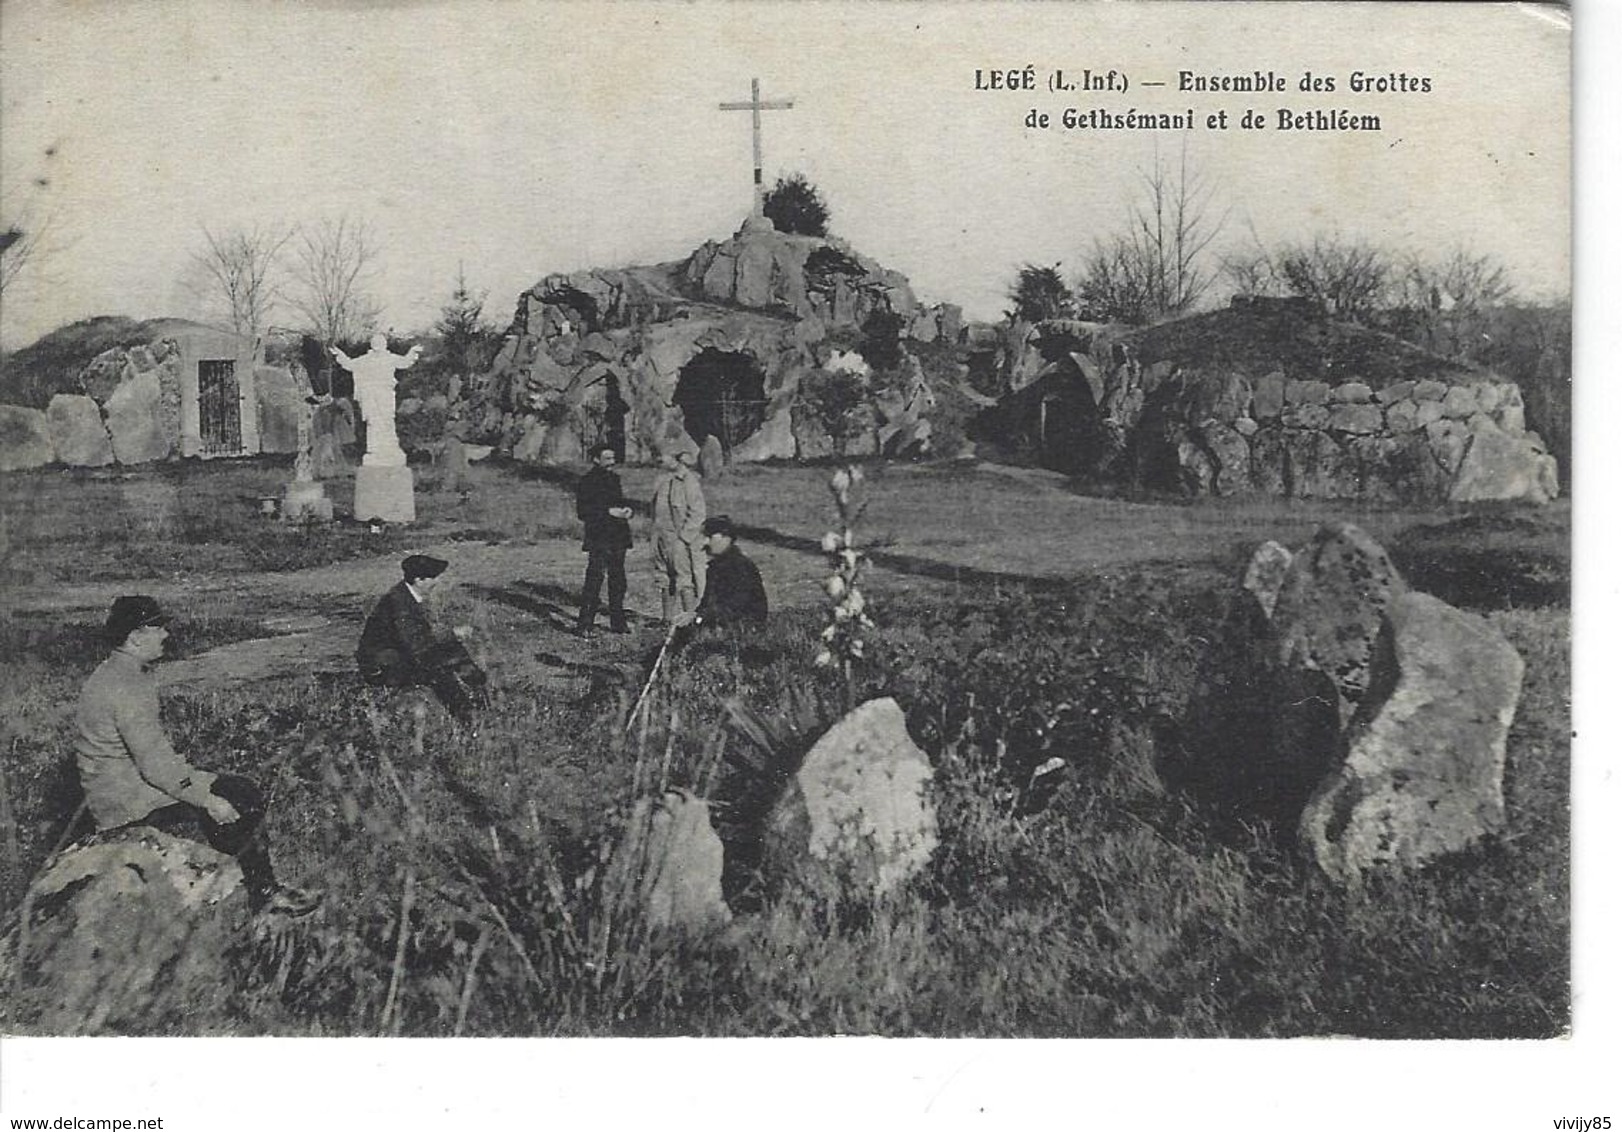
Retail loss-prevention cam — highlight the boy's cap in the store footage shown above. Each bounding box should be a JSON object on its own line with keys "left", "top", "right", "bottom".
{"left": 402, "top": 554, "right": 449, "bottom": 581}
{"left": 702, "top": 515, "right": 736, "bottom": 537}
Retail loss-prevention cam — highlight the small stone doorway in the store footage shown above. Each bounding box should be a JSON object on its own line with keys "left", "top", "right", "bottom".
{"left": 674, "top": 349, "right": 767, "bottom": 457}
{"left": 197, "top": 359, "right": 243, "bottom": 455}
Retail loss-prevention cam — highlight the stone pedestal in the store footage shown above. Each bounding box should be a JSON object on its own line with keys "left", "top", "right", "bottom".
{"left": 354, "top": 465, "right": 416, "bottom": 524}
{"left": 282, "top": 479, "right": 334, "bottom": 523}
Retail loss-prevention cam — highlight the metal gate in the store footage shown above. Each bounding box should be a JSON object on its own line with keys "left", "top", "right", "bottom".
{"left": 197, "top": 359, "right": 242, "bottom": 455}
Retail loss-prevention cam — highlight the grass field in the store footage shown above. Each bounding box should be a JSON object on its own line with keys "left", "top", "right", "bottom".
{"left": 0, "top": 455, "right": 1570, "bottom": 1036}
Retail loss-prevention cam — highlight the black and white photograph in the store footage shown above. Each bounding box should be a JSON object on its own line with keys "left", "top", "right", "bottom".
{"left": 0, "top": 0, "right": 1608, "bottom": 1125}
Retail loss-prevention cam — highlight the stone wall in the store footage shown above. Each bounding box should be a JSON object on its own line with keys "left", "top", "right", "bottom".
{"left": 0, "top": 327, "right": 295, "bottom": 471}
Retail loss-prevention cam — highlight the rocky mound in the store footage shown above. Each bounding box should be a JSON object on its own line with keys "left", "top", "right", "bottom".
{"left": 980, "top": 296, "right": 1558, "bottom": 504}
{"left": 459, "top": 219, "right": 958, "bottom": 468}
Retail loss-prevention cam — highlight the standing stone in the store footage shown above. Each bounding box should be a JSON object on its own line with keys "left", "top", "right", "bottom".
{"left": 103, "top": 370, "right": 172, "bottom": 465}
{"left": 699, "top": 434, "right": 727, "bottom": 479}
{"left": 607, "top": 790, "right": 731, "bottom": 934}
{"left": 764, "top": 697, "right": 938, "bottom": 898}
{"left": 46, "top": 394, "right": 114, "bottom": 467}
{"left": 1300, "top": 591, "right": 1523, "bottom": 885}
{"left": 0, "top": 404, "right": 58, "bottom": 470}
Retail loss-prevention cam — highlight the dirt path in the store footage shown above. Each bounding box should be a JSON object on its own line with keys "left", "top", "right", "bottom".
{"left": 2, "top": 524, "right": 860, "bottom": 692}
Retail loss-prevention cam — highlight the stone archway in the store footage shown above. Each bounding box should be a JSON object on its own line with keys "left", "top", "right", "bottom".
{"left": 673, "top": 348, "right": 768, "bottom": 457}
{"left": 1034, "top": 360, "right": 1102, "bottom": 474}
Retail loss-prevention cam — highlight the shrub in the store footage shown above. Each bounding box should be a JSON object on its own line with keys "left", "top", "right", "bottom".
{"left": 762, "top": 174, "right": 829, "bottom": 237}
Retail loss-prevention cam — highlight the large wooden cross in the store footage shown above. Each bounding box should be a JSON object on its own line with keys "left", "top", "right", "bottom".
{"left": 719, "top": 78, "right": 794, "bottom": 216}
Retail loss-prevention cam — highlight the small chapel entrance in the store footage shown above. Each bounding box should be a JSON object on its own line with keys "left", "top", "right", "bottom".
{"left": 673, "top": 349, "right": 767, "bottom": 457}
{"left": 197, "top": 359, "right": 244, "bottom": 455}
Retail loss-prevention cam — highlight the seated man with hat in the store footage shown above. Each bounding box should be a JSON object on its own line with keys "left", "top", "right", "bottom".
{"left": 75, "top": 595, "right": 319, "bottom": 916}
{"left": 357, "top": 554, "right": 489, "bottom": 722}
{"left": 681, "top": 515, "right": 768, "bottom": 631}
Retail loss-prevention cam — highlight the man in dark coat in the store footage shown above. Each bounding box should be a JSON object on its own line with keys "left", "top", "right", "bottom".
{"left": 76, "top": 596, "right": 320, "bottom": 916}
{"left": 575, "top": 443, "right": 633, "bottom": 636}
{"left": 358, "top": 554, "right": 489, "bottom": 721}
{"left": 685, "top": 515, "right": 768, "bottom": 630}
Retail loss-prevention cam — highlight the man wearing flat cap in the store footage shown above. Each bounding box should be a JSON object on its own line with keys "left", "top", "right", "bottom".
{"left": 75, "top": 595, "right": 319, "bottom": 916}
{"left": 680, "top": 515, "right": 768, "bottom": 631}
{"left": 358, "top": 554, "right": 489, "bottom": 722}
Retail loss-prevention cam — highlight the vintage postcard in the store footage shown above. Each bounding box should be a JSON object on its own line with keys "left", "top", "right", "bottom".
{"left": 0, "top": 0, "right": 1600, "bottom": 1125}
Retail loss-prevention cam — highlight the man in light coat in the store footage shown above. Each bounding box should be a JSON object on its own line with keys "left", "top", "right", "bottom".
{"left": 649, "top": 446, "right": 707, "bottom": 625}
{"left": 75, "top": 596, "right": 319, "bottom": 916}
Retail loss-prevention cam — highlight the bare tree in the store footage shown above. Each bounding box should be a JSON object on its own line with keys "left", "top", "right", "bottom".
{"left": 189, "top": 222, "right": 293, "bottom": 343}
{"left": 288, "top": 215, "right": 383, "bottom": 344}
{"left": 1273, "top": 235, "right": 1393, "bottom": 321}
{"left": 1395, "top": 246, "right": 1515, "bottom": 314}
{"left": 1076, "top": 143, "right": 1227, "bottom": 324}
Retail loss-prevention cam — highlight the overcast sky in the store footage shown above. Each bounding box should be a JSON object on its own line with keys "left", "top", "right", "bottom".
{"left": 0, "top": 1, "right": 1569, "bottom": 349}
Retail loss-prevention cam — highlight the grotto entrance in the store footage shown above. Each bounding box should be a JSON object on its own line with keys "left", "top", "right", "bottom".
{"left": 1033, "top": 360, "right": 1102, "bottom": 475}
{"left": 674, "top": 348, "right": 768, "bottom": 457}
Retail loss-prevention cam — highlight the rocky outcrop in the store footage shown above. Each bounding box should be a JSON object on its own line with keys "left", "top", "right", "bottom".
{"left": 1300, "top": 591, "right": 1523, "bottom": 885}
{"left": 980, "top": 296, "right": 1558, "bottom": 504}
{"left": 11, "top": 829, "right": 249, "bottom": 1034}
{"left": 460, "top": 222, "right": 950, "bottom": 468}
{"left": 763, "top": 697, "right": 938, "bottom": 898}
{"left": 1178, "top": 523, "right": 1524, "bottom": 884}
{"left": 0, "top": 404, "right": 54, "bottom": 471}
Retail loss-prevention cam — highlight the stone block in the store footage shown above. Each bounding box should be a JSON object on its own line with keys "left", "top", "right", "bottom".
{"left": 103, "top": 370, "right": 171, "bottom": 465}
{"left": 353, "top": 464, "right": 416, "bottom": 523}
{"left": 1327, "top": 403, "right": 1383, "bottom": 434}
{"left": 46, "top": 394, "right": 114, "bottom": 467}
{"left": 0, "top": 404, "right": 55, "bottom": 471}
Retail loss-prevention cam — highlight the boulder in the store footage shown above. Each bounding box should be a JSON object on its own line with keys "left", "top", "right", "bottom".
{"left": 0, "top": 404, "right": 57, "bottom": 471}
{"left": 1326, "top": 403, "right": 1382, "bottom": 435}
{"left": 1332, "top": 381, "right": 1374, "bottom": 403}
{"left": 1375, "top": 380, "right": 1415, "bottom": 404}
{"left": 731, "top": 405, "right": 797, "bottom": 462}
{"left": 12, "top": 829, "right": 248, "bottom": 1034}
{"left": 1413, "top": 378, "right": 1448, "bottom": 402}
{"left": 46, "top": 394, "right": 114, "bottom": 467}
{"left": 1242, "top": 540, "right": 1293, "bottom": 617}
{"left": 1450, "top": 425, "right": 1559, "bottom": 504}
{"left": 765, "top": 698, "right": 938, "bottom": 898}
{"left": 1270, "top": 522, "right": 1405, "bottom": 721}
{"left": 103, "top": 370, "right": 171, "bottom": 464}
{"left": 1299, "top": 591, "right": 1523, "bottom": 885}
{"left": 1383, "top": 399, "right": 1420, "bottom": 434}
{"left": 1285, "top": 378, "right": 1331, "bottom": 406}
{"left": 1441, "top": 384, "right": 1479, "bottom": 419}
{"left": 1202, "top": 421, "right": 1253, "bottom": 495}
{"left": 608, "top": 790, "right": 731, "bottom": 934}
{"left": 1252, "top": 372, "right": 1286, "bottom": 420}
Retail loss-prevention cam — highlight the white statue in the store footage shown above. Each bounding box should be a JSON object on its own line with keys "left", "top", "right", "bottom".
{"left": 331, "top": 335, "right": 422, "bottom": 467}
